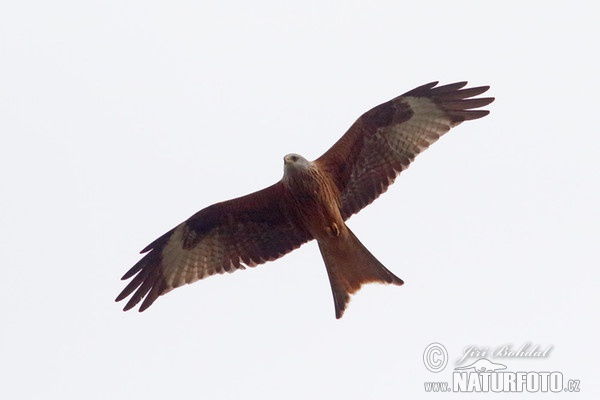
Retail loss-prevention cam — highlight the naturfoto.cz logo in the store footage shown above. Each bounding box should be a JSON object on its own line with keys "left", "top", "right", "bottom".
{"left": 423, "top": 343, "right": 581, "bottom": 393}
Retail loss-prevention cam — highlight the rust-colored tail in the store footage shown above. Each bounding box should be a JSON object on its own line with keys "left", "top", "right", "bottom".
{"left": 317, "top": 226, "right": 404, "bottom": 319}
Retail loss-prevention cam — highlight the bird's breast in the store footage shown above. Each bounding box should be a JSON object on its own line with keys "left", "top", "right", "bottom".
{"left": 283, "top": 166, "right": 343, "bottom": 240}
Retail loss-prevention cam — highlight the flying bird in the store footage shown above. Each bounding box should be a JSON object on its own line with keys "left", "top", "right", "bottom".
{"left": 116, "top": 81, "right": 494, "bottom": 318}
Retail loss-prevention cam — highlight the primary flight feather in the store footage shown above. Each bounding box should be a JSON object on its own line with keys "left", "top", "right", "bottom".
{"left": 116, "top": 81, "right": 494, "bottom": 318}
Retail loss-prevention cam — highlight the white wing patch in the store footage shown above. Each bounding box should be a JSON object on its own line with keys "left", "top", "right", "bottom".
{"left": 382, "top": 97, "right": 455, "bottom": 158}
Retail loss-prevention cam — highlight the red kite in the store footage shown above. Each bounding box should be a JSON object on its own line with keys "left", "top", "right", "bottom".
{"left": 116, "top": 81, "right": 494, "bottom": 318}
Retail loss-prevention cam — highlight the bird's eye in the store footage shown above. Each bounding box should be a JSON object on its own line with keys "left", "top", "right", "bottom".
{"left": 291, "top": 155, "right": 298, "bottom": 162}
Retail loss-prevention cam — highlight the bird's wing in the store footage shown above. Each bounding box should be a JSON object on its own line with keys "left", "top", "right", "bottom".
{"left": 315, "top": 81, "right": 494, "bottom": 220}
{"left": 116, "top": 182, "right": 312, "bottom": 312}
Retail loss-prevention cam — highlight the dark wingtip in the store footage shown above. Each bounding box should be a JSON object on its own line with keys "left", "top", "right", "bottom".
{"left": 432, "top": 81, "right": 468, "bottom": 92}
{"left": 120, "top": 270, "right": 136, "bottom": 281}
{"left": 402, "top": 81, "right": 439, "bottom": 96}
{"left": 123, "top": 297, "right": 141, "bottom": 312}
{"left": 403, "top": 81, "right": 494, "bottom": 103}
{"left": 138, "top": 299, "right": 153, "bottom": 312}
{"left": 115, "top": 290, "right": 140, "bottom": 312}
{"left": 115, "top": 292, "right": 137, "bottom": 311}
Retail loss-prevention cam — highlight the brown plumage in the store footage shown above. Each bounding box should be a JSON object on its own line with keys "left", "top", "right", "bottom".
{"left": 116, "top": 81, "right": 494, "bottom": 318}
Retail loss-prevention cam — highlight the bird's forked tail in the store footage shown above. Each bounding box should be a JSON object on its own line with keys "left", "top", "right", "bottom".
{"left": 317, "top": 226, "right": 403, "bottom": 318}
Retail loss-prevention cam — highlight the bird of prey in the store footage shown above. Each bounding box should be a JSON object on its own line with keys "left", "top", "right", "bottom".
{"left": 116, "top": 81, "right": 494, "bottom": 318}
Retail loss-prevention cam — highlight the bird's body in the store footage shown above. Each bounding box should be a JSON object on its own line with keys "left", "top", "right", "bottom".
{"left": 282, "top": 154, "right": 343, "bottom": 240}
{"left": 116, "top": 81, "right": 494, "bottom": 318}
{"left": 281, "top": 153, "right": 404, "bottom": 317}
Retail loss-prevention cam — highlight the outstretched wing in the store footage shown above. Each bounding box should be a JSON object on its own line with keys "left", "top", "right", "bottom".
{"left": 116, "top": 183, "right": 312, "bottom": 312}
{"left": 315, "top": 81, "right": 494, "bottom": 220}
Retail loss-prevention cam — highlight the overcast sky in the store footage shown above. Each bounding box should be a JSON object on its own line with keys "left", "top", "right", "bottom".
{"left": 1, "top": 1, "right": 598, "bottom": 399}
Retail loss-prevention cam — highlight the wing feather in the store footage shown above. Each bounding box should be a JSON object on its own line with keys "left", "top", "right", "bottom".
{"left": 116, "top": 182, "right": 312, "bottom": 312}
{"left": 315, "top": 81, "right": 494, "bottom": 219}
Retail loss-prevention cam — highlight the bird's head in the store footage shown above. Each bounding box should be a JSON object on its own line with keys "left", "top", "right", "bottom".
{"left": 283, "top": 153, "right": 310, "bottom": 169}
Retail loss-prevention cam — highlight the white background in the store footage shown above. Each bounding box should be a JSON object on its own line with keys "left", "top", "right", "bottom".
{"left": 1, "top": 1, "right": 598, "bottom": 398}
